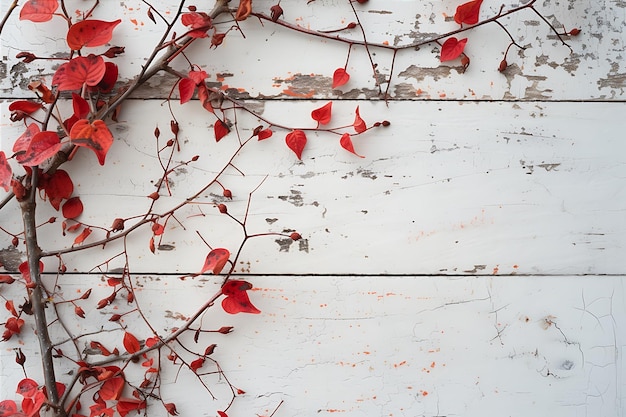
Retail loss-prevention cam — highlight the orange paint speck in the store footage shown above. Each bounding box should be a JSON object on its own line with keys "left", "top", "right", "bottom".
{"left": 393, "top": 360, "right": 407, "bottom": 368}
{"left": 383, "top": 40, "right": 389, "bottom": 45}
{"left": 421, "top": 391, "right": 429, "bottom": 396}
{"left": 430, "top": 361, "right": 436, "bottom": 368}
{"left": 130, "top": 18, "right": 138, "bottom": 26}
{"left": 513, "top": 264, "right": 519, "bottom": 269}
{"left": 282, "top": 87, "right": 316, "bottom": 98}
{"left": 439, "top": 92, "right": 447, "bottom": 98}
{"left": 492, "top": 266, "right": 499, "bottom": 274}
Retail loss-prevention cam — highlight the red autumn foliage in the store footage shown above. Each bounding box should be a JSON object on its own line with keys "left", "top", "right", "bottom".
{"left": 200, "top": 248, "right": 230, "bottom": 274}
{"left": 332, "top": 67, "right": 350, "bottom": 88}
{"left": 62, "top": 197, "right": 83, "bottom": 219}
{"left": 8, "top": 100, "right": 43, "bottom": 122}
{"left": 39, "top": 170, "right": 74, "bottom": 210}
{"left": 221, "top": 280, "right": 261, "bottom": 314}
{"left": 181, "top": 12, "right": 213, "bottom": 38}
{"left": 99, "top": 376, "right": 125, "bottom": 401}
{"left": 454, "top": 0, "right": 483, "bottom": 25}
{"left": 0, "top": 152, "right": 11, "bottom": 192}
{"left": 122, "top": 332, "right": 141, "bottom": 354}
{"left": 353, "top": 106, "right": 367, "bottom": 134}
{"left": 235, "top": 0, "right": 252, "bottom": 21}
{"left": 214, "top": 120, "right": 230, "bottom": 142}
{"left": 66, "top": 19, "right": 122, "bottom": 50}
{"left": 440, "top": 37, "right": 468, "bottom": 62}
{"left": 69, "top": 119, "right": 114, "bottom": 165}
{"left": 73, "top": 227, "right": 92, "bottom": 245}
{"left": 52, "top": 54, "right": 106, "bottom": 91}
{"left": 19, "top": 0, "right": 59, "bottom": 22}
{"left": 311, "top": 102, "right": 333, "bottom": 126}
{"left": 340, "top": 133, "right": 364, "bottom": 158}
{"left": 15, "top": 131, "right": 61, "bottom": 167}
{"left": 285, "top": 130, "right": 307, "bottom": 160}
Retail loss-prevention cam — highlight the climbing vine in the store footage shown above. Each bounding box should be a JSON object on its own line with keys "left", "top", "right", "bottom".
{"left": 0, "top": 1, "right": 576, "bottom": 416}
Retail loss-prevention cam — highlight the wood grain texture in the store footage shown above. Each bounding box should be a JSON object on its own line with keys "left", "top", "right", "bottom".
{"left": 0, "top": 1, "right": 625, "bottom": 416}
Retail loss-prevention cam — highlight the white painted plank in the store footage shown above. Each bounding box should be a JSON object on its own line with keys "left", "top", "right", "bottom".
{"left": 0, "top": 1, "right": 622, "bottom": 101}
{"left": 0, "top": 275, "right": 623, "bottom": 416}
{"left": 1, "top": 100, "right": 625, "bottom": 275}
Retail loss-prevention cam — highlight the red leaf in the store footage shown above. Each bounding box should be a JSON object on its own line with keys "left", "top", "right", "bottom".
{"left": 9, "top": 100, "right": 43, "bottom": 121}
{"left": 285, "top": 129, "right": 307, "bottom": 160}
{"left": 66, "top": 19, "right": 121, "bottom": 50}
{"left": 16, "top": 379, "right": 39, "bottom": 398}
{"left": 123, "top": 332, "right": 141, "bottom": 354}
{"left": 13, "top": 123, "right": 40, "bottom": 154}
{"left": 200, "top": 248, "right": 230, "bottom": 274}
{"left": 454, "top": 0, "right": 483, "bottom": 25}
{"left": 71, "top": 93, "right": 90, "bottom": 119}
{"left": 440, "top": 37, "right": 468, "bottom": 62}
{"left": 145, "top": 337, "right": 159, "bottom": 348}
{"left": 178, "top": 78, "right": 196, "bottom": 104}
{"left": 221, "top": 280, "right": 261, "bottom": 314}
{"left": 90, "top": 341, "right": 112, "bottom": 356}
{"left": 164, "top": 403, "right": 179, "bottom": 416}
{"left": 257, "top": 129, "right": 273, "bottom": 140}
{"left": 116, "top": 398, "right": 145, "bottom": 417}
{"left": 235, "top": 0, "right": 252, "bottom": 21}
{"left": 52, "top": 54, "right": 106, "bottom": 91}
{"left": 0, "top": 400, "right": 17, "bottom": 417}
{"left": 5, "top": 300, "right": 18, "bottom": 317}
{"left": 190, "top": 357, "right": 205, "bottom": 372}
{"left": 151, "top": 222, "right": 164, "bottom": 236}
{"left": 0, "top": 275, "right": 16, "bottom": 284}
{"left": 311, "top": 102, "right": 332, "bottom": 126}
{"left": 16, "top": 131, "right": 61, "bottom": 166}
{"left": 62, "top": 197, "right": 83, "bottom": 219}
{"left": 353, "top": 106, "right": 367, "bottom": 134}
{"left": 332, "top": 67, "right": 350, "bottom": 88}
{"left": 340, "top": 133, "right": 364, "bottom": 158}
{"left": 69, "top": 119, "right": 114, "bottom": 165}
{"left": 91, "top": 62, "right": 118, "bottom": 94}
{"left": 181, "top": 12, "right": 212, "bottom": 38}
{"left": 42, "top": 382, "right": 66, "bottom": 401}
{"left": 99, "top": 376, "right": 124, "bottom": 401}
{"left": 18, "top": 260, "right": 44, "bottom": 287}
{"left": 214, "top": 120, "right": 230, "bottom": 142}
{"left": 188, "top": 70, "right": 208, "bottom": 85}
{"left": 19, "top": 0, "right": 59, "bottom": 22}
{"left": 217, "top": 412, "right": 228, "bottom": 417}
{"left": 40, "top": 169, "right": 73, "bottom": 210}
{"left": 73, "top": 227, "right": 92, "bottom": 245}
{"left": 74, "top": 305, "right": 85, "bottom": 318}
{"left": 0, "top": 152, "right": 12, "bottom": 192}
{"left": 89, "top": 401, "right": 114, "bottom": 417}
{"left": 197, "top": 84, "right": 215, "bottom": 113}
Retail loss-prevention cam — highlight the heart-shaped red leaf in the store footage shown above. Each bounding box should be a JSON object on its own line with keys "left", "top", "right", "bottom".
{"left": 181, "top": 12, "right": 212, "bottom": 38}
{"left": 13, "top": 123, "right": 40, "bottom": 154}
{"left": 39, "top": 169, "right": 73, "bottom": 210}
{"left": 178, "top": 78, "right": 196, "bottom": 104}
{"left": 52, "top": 54, "right": 106, "bottom": 91}
{"left": 285, "top": 129, "right": 307, "bottom": 160}
{"left": 0, "top": 152, "right": 12, "bottom": 192}
{"left": 62, "top": 196, "right": 83, "bottom": 219}
{"left": 353, "top": 106, "right": 367, "bottom": 134}
{"left": 66, "top": 19, "right": 121, "bottom": 50}
{"left": 99, "top": 376, "right": 124, "bottom": 401}
{"left": 257, "top": 128, "right": 273, "bottom": 140}
{"left": 16, "top": 379, "right": 39, "bottom": 398}
{"left": 19, "top": 0, "right": 59, "bottom": 22}
{"left": 123, "top": 332, "right": 141, "bottom": 354}
{"left": 69, "top": 119, "right": 114, "bottom": 165}
{"left": 311, "top": 102, "right": 332, "bottom": 126}
{"left": 454, "top": 0, "right": 483, "bottom": 25}
{"left": 116, "top": 398, "right": 146, "bottom": 417}
{"left": 0, "top": 400, "right": 17, "bottom": 417}
{"left": 214, "top": 120, "right": 230, "bottom": 142}
{"left": 200, "top": 248, "right": 230, "bottom": 274}
{"left": 340, "top": 133, "right": 365, "bottom": 158}
{"left": 16, "top": 131, "right": 61, "bottom": 166}
{"left": 221, "top": 280, "right": 261, "bottom": 314}
{"left": 440, "top": 37, "right": 468, "bottom": 62}
{"left": 332, "top": 67, "right": 350, "bottom": 88}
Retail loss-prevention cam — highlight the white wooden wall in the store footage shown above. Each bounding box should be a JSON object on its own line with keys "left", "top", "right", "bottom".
{"left": 1, "top": 1, "right": 625, "bottom": 416}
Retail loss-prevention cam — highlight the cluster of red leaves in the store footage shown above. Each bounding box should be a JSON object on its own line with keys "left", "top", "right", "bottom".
{"left": 2, "top": 300, "right": 25, "bottom": 341}
{"left": 0, "top": 378, "right": 66, "bottom": 417}
{"left": 440, "top": 0, "right": 483, "bottom": 62}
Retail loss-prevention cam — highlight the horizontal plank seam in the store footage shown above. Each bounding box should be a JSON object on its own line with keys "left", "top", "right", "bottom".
{"left": 12, "top": 272, "right": 626, "bottom": 277}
